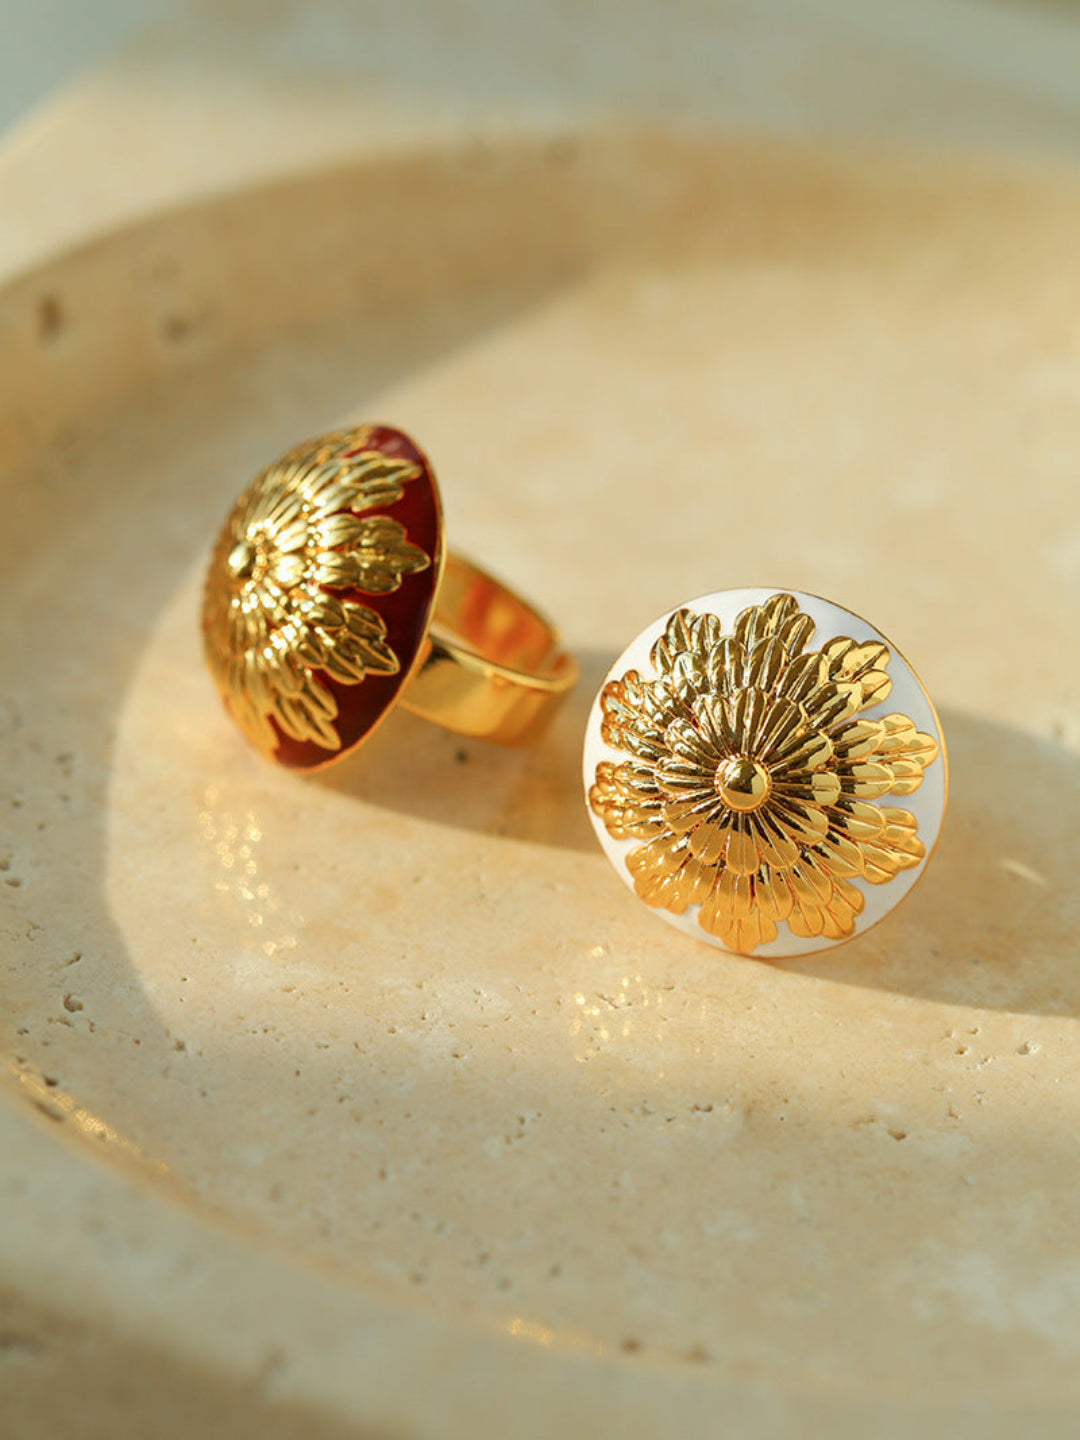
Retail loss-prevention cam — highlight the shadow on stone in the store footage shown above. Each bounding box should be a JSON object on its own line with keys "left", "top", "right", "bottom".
{"left": 784, "top": 708, "right": 1080, "bottom": 1018}
{"left": 311, "top": 646, "right": 617, "bottom": 853}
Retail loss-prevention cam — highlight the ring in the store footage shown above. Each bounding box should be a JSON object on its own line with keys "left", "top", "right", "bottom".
{"left": 584, "top": 589, "right": 946, "bottom": 958}
{"left": 202, "top": 423, "right": 577, "bottom": 768}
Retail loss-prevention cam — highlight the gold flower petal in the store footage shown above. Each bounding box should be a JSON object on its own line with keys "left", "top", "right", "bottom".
{"left": 813, "top": 831, "right": 865, "bottom": 879}
{"left": 602, "top": 724, "right": 665, "bottom": 764}
{"left": 319, "top": 622, "right": 399, "bottom": 682}
{"left": 777, "top": 611, "right": 816, "bottom": 657}
{"left": 830, "top": 718, "right": 887, "bottom": 760}
{"left": 770, "top": 799, "right": 830, "bottom": 846}
{"left": 734, "top": 593, "right": 802, "bottom": 652}
{"left": 688, "top": 819, "right": 735, "bottom": 867}
{"left": 343, "top": 605, "right": 385, "bottom": 641}
{"left": 753, "top": 695, "right": 805, "bottom": 762}
{"left": 294, "top": 632, "right": 330, "bottom": 669}
{"left": 874, "top": 713, "right": 940, "bottom": 795}
{"left": 807, "top": 682, "right": 863, "bottom": 731}
{"left": 785, "top": 857, "right": 850, "bottom": 939}
{"left": 272, "top": 516, "right": 309, "bottom": 554}
{"left": 314, "top": 512, "right": 367, "bottom": 548}
{"left": 352, "top": 517, "right": 431, "bottom": 594}
{"left": 355, "top": 560, "right": 420, "bottom": 594}
{"left": 648, "top": 852, "right": 716, "bottom": 913}
{"left": 231, "top": 696, "right": 276, "bottom": 752}
{"left": 268, "top": 638, "right": 304, "bottom": 696}
{"left": 756, "top": 866, "right": 794, "bottom": 924}
{"left": 821, "top": 638, "right": 892, "bottom": 705}
{"left": 646, "top": 678, "right": 688, "bottom": 731}
{"left": 707, "top": 635, "right": 746, "bottom": 695}
{"left": 729, "top": 686, "right": 771, "bottom": 752}
{"left": 859, "top": 807, "right": 925, "bottom": 883}
{"left": 663, "top": 794, "right": 725, "bottom": 835}
{"left": 262, "top": 488, "right": 304, "bottom": 529}
{"left": 793, "top": 858, "right": 832, "bottom": 904}
{"left": 299, "top": 447, "right": 420, "bottom": 517}
{"left": 809, "top": 875, "right": 865, "bottom": 941}
{"left": 273, "top": 688, "right": 340, "bottom": 750}
{"left": 769, "top": 726, "right": 833, "bottom": 772}
{"left": 663, "top": 718, "right": 718, "bottom": 770}
{"left": 655, "top": 763, "right": 713, "bottom": 798}
{"left": 759, "top": 591, "right": 801, "bottom": 634}
{"left": 627, "top": 834, "right": 701, "bottom": 906}
{"left": 821, "top": 637, "right": 887, "bottom": 674}
{"left": 697, "top": 895, "right": 736, "bottom": 944}
{"left": 858, "top": 669, "right": 892, "bottom": 709}
{"left": 590, "top": 762, "right": 665, "bottom": 841}
{"left": 666, "top": 652, "right": 704, "bottom": 706}
{"left": 234, "top": 655, "right": 276, "bottom": 745}
{"left": 691, "top": 695, "right": 734, "bottom": 758}
{"left": 314, "top": 551, "right": 358, "bottom": 587}
{"left": 751, "top": 813, "right": 802, "bottom": 870}
{"left": 831, "top": 801, "right": 886, "bottom": 843}
{"left": 257, "top": 583, "right": 288, "bottom": 622}
{"left": 774, "top": 650, "right": 827, "bottom": 707}
{"left": 731, "top": 606, "right": 760, "bottom": 653}
{"left": 650, "top": 607, "right": 723, "bottom": 675}
{"left": 608, "top": 759, "right": 662, "bottom": 802}
{"left": 297, "top": 592, "right": 345, "bottom": 629}
{"left": 744, "top": 635, "right": 788, "bottom": 692}
{"left": 880, "top": 807, "right": 927, "bottom": 859}
{"left": 838, "top": 761, "right": 894, "bottom": 799}
{"left": 699, "top": 867, "right": 756, "bottom": 939}
{"left": 723, "top": 824, "right": 759, "bottom": 877}
{"left": 712, "top": 908, "right": 775, "bottom": 954}
{"left": 600, "top": 672, "right": 668, "bottom": 760}
{"left": 771, "top": 770, "right": 842, "bottom": 808}
{"left": 786, "top": 890, "right": 825, "bottom": 939}
{"left": 741, "top": 914, "right": 771, "bottom": 951}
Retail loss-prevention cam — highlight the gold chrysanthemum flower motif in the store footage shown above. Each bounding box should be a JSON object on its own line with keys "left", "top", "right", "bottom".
{"left": 589, "top": 593, "right": 940, "bottom": 953}
{"left": 203, "top": 427, "right": 430, "bottom": 756}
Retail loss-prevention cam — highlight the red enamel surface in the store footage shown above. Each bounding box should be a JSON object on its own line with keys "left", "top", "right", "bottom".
{"left": 271, "top": 425, "right": 444, "bottom": 769}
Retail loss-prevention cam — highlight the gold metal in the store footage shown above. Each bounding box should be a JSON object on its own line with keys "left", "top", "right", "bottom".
{"left": 203, "top": 425, "right": 430, "bottom": 757}
{"left": 716, "top": 754, "right": 772, "bottom": 813}
{"left": 589, "top": 592, "right": 940, "bottom": 953}
{"left": 203, "top": 425, "right": 576, "bottom": 761}
{"left": 404, "top": 555, "right": 579, "bottom": 745}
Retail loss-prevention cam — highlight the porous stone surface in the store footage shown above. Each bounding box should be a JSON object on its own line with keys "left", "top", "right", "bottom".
{"left": 4, "top": 6, "right": 1080, "bottom": 1436}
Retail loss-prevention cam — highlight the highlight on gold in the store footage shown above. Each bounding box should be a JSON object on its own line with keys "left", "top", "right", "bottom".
{"left": 587, "top": 592, "right": 945, "bottom": 955}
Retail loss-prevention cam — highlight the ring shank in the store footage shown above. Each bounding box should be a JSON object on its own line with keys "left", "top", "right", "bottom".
{"left": 400, "top": 554, "right": 578, "bottom": 744}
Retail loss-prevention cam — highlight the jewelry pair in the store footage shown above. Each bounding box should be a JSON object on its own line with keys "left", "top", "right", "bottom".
{"left": 203, "top": 423, "right": 946, "bottom": 960}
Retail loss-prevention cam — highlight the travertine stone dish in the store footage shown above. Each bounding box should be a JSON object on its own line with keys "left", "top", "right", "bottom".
{"left": 4, "top": 12, "right": 1080, "bottom": 1436}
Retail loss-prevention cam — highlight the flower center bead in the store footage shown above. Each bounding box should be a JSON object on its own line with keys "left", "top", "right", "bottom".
{"left": 715, "top": 754, "right": 771, "bottom": 813}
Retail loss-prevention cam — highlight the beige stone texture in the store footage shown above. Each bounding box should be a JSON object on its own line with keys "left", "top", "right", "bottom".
{"left": 4, "top": 3, "right": 1080, "bottom": 1436}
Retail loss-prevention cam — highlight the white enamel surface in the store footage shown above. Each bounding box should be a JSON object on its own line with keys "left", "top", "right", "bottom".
{"left": 583, "top": 589, "right": 948, "bottom": 959}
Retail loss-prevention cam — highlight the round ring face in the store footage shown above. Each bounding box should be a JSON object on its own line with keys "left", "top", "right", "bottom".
{"left": 583, "top": 590, "right": 947, "bottom": 958}
{"left": 202, "top": 424, "right": 443, "bottom": 769}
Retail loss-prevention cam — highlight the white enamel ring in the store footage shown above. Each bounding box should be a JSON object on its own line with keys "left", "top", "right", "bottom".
{"left": 583, "top": 589, "right": 947, "bottom": 959}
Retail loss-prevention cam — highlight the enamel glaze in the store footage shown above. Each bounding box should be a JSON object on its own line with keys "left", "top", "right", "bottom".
{"left": 583, "top": 589, "right": 948, "bottom": 958}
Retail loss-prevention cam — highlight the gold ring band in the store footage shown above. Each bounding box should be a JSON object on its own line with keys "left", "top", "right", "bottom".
{"left": 403, "top": 553, "right": 578, "bottom": 745}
